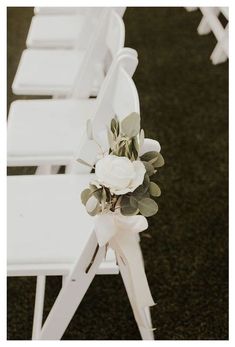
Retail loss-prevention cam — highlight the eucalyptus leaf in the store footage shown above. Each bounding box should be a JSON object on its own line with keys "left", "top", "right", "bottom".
{"left": 81, "top": 189, "right": 91, "bottom": 205}
{"left": 143, "top": 161, "right": 155, "bottom": 176}
{"left": 88, "top": 202, "right": 101, "bottom": 217}
{"left": 140, "top": 151, "right": 159, "bottom": 163}
{"left": 89, "top": 184, "right": 99, "bottom": 192}
{"left": 121, "top": 112, "right": 140, "bottom": 138}
{"left": 133, "top": 136, "right": 139, "bottom": 153}
{"left": 92, "top": 189, "right": 103, "bottom": 202}
{"left": 86, "top": 196, "right": 99, "bottom": 213}
{"left": 154, "top": 152, "right": 165, "bottom": 168}
{"left": 129, "top": 196, "right": 138, "bottom": 208}
{"left": 132, "top": 173, "right": 150, "bottom": 197}
{"left": 120, "top": 196, "right": 139, "bottom": 216}
{"left": 139, "top": 129, "right": 145, "bottom": 148}
{"left": 149, "top": 182, "right": 161, "bottom": 197}
{"left": 121, "top": 206, "right": 139, "bottom": 216}
{"left": 132, "top": 137, "right": 139, "bottom": 159}
{"left": 107, "top": 127, "right": 115, "bottom": 149}
{"left": 86, "top": 119, "right": 93, "bottom": 140}
{"left": 111, "top": 118, "right": 117, "bottom": 134}
{"left": 102, "top": 188, "right": 107, "bottom": 202}
{"left": 143, "top": 173, "right": 150, "bottom": 187}
{"left": 138, "top": 198, "right": 158, "bottom": 217}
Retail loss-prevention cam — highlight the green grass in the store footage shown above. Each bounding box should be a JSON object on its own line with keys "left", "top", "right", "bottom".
{"left": 7, "top": 7, "right": 228, "bottom": 340}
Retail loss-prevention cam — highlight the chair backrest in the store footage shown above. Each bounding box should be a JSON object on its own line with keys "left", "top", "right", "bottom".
{"left": 67, "top": 48, "right": 139, "bottom": 174}
{"left": 71, "top": 9, "right": 125, "bottom": 98}
{"left": 105, "top": 10, "right": 125, "bottom": 62}
{"left": 92, "top": 48, "right": 139, "bottom": 139}
{"left": 34, "top": 7, "right": 126, "bottom": 17}
{"left": 114, "top": 7, "right": 126, "bottom": 17}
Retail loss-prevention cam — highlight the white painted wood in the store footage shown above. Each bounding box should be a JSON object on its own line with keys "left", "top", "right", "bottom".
{"left": 117, "top": 253, "right": 154, "bottom": 340}
{"left": 7, "top": 259, "right": 119, "bottom": 277}
{"left": 197, "top": 9, "right": 219, "bottom": 35}
{"left": 8, "top": 146, "right": 153, "bottom": 340}
{"left": 26, "top": 14, "right": 88, "bottom": 49}
{"left": 185, "top": 7, "right": 197, "bottom": 12}
{"left": 38, "top": 232, "right": 106, "bottom": 339}
{"left": 210, "top": 23, "right": 228, "bottom": 64}
{"left": 62, "top": 275, "right": 68, "bottom": 287}
{"left": 8, "top": 175, "right": 95, "bottom": 268}
{"left": 12, "top": 9, "right": 124, "bottom": 97}
{"left": 34, "top": 7, "right": 88, "bottom": 15}
{"left": 7, "top": 50, "right": 137, "bottom": 171}
{"left": 191, "top": 7, "right": 229, "bottom": 65}
{"left": 32, "top": 276, "right": 46, "bottom": 339}
{"left": 34, "top": 7, "right": 126, "bottom": 17}
{"left": 27, "top": 8, "right": 126, "bottom": 49}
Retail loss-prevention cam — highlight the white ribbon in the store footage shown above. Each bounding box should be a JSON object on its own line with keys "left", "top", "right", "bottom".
{"left": 94, "top": 211, "right": 156, "bottom": 330}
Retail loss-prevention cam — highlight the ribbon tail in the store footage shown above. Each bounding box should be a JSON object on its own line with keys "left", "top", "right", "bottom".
{"left": 110, "top": 230, "right": 155, "bottom": 330}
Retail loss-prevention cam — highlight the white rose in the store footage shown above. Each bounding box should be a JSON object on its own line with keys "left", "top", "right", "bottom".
{"left": 139, "top": 138, "right": 161, "bottom": 156}
{"left": 95, "top": 155, "right": 146, "bottom": 195}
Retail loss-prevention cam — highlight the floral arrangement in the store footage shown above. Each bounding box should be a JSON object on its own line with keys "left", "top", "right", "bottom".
{"left": 79, "top": 112, "right": 164, "bottom": 218}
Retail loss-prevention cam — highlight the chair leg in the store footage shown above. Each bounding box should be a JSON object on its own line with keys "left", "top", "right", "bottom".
{"left": 36, "top": 165, "right": 52, "bottom": 175}
{"left": 210, "top": 24, "right": 228, "bottom": 65}
{"left": 38, "top": 243, "right": 105, "bottom": 340}
{"left": 197, "top": 17, "right": 211, "bottom": 35}
{"left": 32, "top": 275, "right": 46, "bottom": 339}
{"left": 185, "top": 7, "right": 197, "bottom": 12}
{"left": 62, "top": 275, "right": 68, "bottom": 287}
{"left": 211, "top": 43, "right": 227, "bottom": 64}
{"left": 51, "top": 165, "right": 61, "bottom": 174}
{"left": 197, "top": 8, "right": 220, "bottom": 35}
{"left": 117, "top": 254, "right": 154, "bottom": 340}
{"left": 36, "top": 165, "right": 60, "bottom": 175}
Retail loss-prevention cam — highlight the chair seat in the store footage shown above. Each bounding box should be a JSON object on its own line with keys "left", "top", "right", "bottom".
{"left": 12, "top": 49, "right": 104, "bottom": 96}
{"left": 26, "top": 15, "right": 88, "bottom": 49}
{"left": 7, "top": 98, "right": 97, "bottom": 166}
{"left": 34, "top": 7, "right": 84, "bottom": 15}
{"left": 7, "top": 174, "right": 119, "bottom": 276}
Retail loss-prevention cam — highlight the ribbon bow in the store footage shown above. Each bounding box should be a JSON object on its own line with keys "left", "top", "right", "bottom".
{"left": 94, "top": 212, "right": 156, "bottom": 331}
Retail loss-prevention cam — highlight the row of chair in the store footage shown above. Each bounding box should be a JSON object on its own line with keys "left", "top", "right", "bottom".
{"left": 186, "top": 7, "right": 229, "bottom": 65}
{"left": 7, "top": 8, "right": 157, "bottom": 339}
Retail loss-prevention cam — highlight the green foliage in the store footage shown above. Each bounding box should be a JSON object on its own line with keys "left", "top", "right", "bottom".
{"left": 141, "top": 151, "right": 164, "bottom": 168}
{"left": 121, "top": 112, "right": 140, "bottom": 138}
{"left": 143, "top": 161, "right": 155, "bottom": 176}
{"left": 81, "top": 189, "right": 91, "bottom": 205}
{"left": 107, "top": 127, "right": 115, "bottom": 150}
{"left": 85, "top": 196, "right": 100, "bottom": 216}
{"left": 149, "top": 181, "right": 161, "bottom": 197}
{"left": 120, "top": 196, "right": 139, "bottom": 216}
{"left": 138, "top": 198, "right": 158, "bottom": 217}
{"left": 139, "top": 129, "right": 145, "bottom": 148}
{"left": 80, "top": 114, "right": 164, "bottom": 219}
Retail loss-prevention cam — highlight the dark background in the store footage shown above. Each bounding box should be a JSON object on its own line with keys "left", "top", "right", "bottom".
{"left": 7, "top": 7, "right": 228, "bottom": 340}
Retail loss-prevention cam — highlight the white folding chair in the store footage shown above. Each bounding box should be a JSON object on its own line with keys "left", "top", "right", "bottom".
{"left": 12, "top": 9, "right": 125, "bottom": 97}
{"left": 8, "top": 172, "right": 154, "bottom": 340}
{"left": 7, "top": 49, "right": 140, "bottom": 289}
{"left": 185, "top": 7, "right": 197, "bottom": 12}
{"left": 7, "top": 48, "right": 136, "bottom": 174}
{"left": 34, "top": 7, "right": 88, "bottom": 15}
{"left": 27, "top": 7, "right": 126, "bottom": 49}
{"left": 186, "top": 7, "right": 229, "bottom": 65}
{"left": 198, "top": 7, "right": 228, "bottom": 65}
{"left": 34, "top": 6, "right": 126, "bottom": 16}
